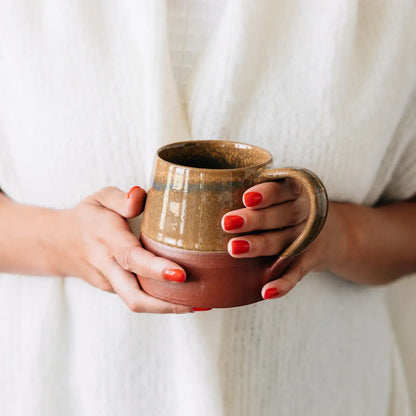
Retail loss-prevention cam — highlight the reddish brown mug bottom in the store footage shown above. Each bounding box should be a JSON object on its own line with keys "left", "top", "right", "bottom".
{"left": 139, "top": 233, "right": 280, "bottom": 308}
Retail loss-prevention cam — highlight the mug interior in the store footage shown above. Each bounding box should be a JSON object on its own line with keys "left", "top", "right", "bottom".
{"left": 158, "top": 140, "right": 271, "bottom": 170}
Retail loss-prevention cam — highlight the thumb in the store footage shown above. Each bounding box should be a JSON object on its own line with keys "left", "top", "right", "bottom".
{"left": 91, "top": 186, "right": 147, "bottom": 218}
{"left": 261, "top": 254, "right": 313, "bottom": 300}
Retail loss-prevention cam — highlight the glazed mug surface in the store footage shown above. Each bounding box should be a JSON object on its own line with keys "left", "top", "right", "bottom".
{"left": 139, "top": 140, "right": 328, "bottom": 308}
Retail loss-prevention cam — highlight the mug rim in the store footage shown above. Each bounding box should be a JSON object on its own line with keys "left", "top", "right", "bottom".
{"left": 156, "top": 139, "right": 273, "bottom": 172}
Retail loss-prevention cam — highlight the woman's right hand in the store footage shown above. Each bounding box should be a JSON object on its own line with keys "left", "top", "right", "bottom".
{"left": 57, "top": 186, "right": 193, "bottom": 314}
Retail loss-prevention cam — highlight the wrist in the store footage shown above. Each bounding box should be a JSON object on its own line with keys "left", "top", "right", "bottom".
{"left": 40, "top": 208, "right": 81, "bottom": 277}
{"left": 325, "top": 202, "right": 363, "bottom": 276}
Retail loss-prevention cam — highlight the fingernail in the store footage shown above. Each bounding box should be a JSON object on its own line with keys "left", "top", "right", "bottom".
{"left": 192, "top": 307, "right": 212, "bottom": 312}
{"left": 127, "top": 186, "right": 142, "bottom": 199}
{"left": 244, "top": 192, "right": 263, "bottom": 207}
{"left": 163, "top": 269, "right": 186, "bottom": 282}
{"left": 264, "top": 288, "right": 279, "bottom": 299}
{"left": 231, "top": 240, "right": 250, "bottom": 255}
{"left": 223, "top": 215, "right": 245, "bottom": 231}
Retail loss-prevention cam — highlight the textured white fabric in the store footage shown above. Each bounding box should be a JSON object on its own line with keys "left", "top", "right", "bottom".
{"left": 387, "top": 278, "right": 416, "bottom": 414}
{"left": 167, "top": 0, "right": 224, "bottom": 103}
{"left": 0, "top": 1, "right": 416, "bottom": 415}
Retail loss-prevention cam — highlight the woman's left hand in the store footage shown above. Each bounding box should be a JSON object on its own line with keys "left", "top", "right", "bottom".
{"left": 221, "top": 179, "right": 348, "bottom": 300}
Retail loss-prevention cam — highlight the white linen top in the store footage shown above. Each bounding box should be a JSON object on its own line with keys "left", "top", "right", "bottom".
{"left": 0, "top": 1, "right": 416, "bottom": 415}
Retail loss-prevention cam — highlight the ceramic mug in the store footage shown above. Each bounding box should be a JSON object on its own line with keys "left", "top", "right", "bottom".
{"left": 139, "top": 140, "right": 328, "bottom": 308}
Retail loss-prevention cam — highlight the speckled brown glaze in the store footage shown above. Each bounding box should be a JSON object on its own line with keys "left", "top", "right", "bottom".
{"left": 140, "top": 140, "right": 328, "bottom": 308}
{"left": 141, "top": 141, "right": 272, "bottom": 251}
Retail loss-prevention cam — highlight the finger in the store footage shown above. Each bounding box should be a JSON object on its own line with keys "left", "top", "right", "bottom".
{"left": 108, "top": 228, "right": 187, "bottom": 283}
{"left": 78, "top": 263, "right": 116, "bottom": 293}
{"left": 102, "top": 258, "right": 192, "bottom": 314}
{"left": 242, "top": 179, "right": 303, "bottom": 209}
{"left": 222, "top": 197, "right": 309, "bottom": 233}
{"left": 261, "top": 254, "right": 312, "bottom": 300}
{"left": 91, "top": 186, "right": 147, "bottom": 218}
{"left": 227, "top": 222, "right": 305, "bottom": 258}
{"left": 87, "top": 270, "right": 115, "bottom": 293}
{"left": 125, "top": 186, "right": 147, "bottom": 217}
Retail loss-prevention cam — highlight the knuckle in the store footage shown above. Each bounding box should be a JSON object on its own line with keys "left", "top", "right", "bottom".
{"left": 266, "top": 181, "right": 282, "bottom": 194}
{"left": 288, "top": 201, "right": 302, "bottom": 225}
{"left": 254, "top": 210, "right": 266, "bottom": 229}
{"left": 288, "top": 178, "right": 302, "bottom": 197}
{"left": 127, "top": 299, "right": 143, "bottom": 313}
{"left": 169, "top": 305, "right": 183, "bottom": 314}
{"left": 97, "top": 280, "right": 113, "bottom": 292}
{"left": 293, "top": 266, "right": 306, "bottom": 283}
{"left": 285, "top": 279, "right": 295, "bottom": 291}
{"left": 117, "top": 247, "right": 134, "bottom": 272}
{"left": 149, "top": 255, "right": 164, "bottom": 279}
{"left": 256, "top": 231, "right": 282, "bottom": 256}
{"left": 280, "top": 277, "right": 295, "bottom": 293}
{"left": 93, "top": 187, "right": 111, "bottom": 202}
{"left": 86, "top": 270, "right": 114, "bottom": 292}
{"left": 257, "top": 233, "right": 278, "bottom": 256}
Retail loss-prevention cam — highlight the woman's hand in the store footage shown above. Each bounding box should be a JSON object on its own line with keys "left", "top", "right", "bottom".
{"left": 221, "top": 179, "right": 330, "bottom": 300}
{"left": 221, "top": 180, "right": 416, "bottom": 301}
{"left": 56, "top": 186, "right": 194, "bottom": 314}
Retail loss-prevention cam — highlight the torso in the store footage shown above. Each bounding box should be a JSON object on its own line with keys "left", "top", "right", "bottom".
{"left": 0, "top": 1, "right": 415, "bottom": 415}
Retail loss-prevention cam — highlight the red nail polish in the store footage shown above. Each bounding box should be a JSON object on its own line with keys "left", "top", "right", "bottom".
{"left": 223, "top": 215, "right": 245, "bottom": 231}
{"left": 163, "top": 269, "right": 186, "bottom": 282}
{"left": 264, "top": 288, "right": 279, "bottom": 299}
{"left": 231, "top": 240, "right": 250, "bottom": 255}
{"left": 127, "top": 186, "right": 142, "bottom": 199}
{"left": 244, "top": 192, "right": 263, "bottom": 207}
{"left": 192, "top": 307, "right": 212, "bottom": 312}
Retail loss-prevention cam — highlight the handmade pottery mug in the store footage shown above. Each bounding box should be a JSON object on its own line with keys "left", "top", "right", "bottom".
{"left": 139, "top": 140, "right": 328, "bottom": 308}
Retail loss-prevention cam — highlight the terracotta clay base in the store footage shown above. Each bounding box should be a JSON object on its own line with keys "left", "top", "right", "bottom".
{"left": 140, "top": 233, "right": 285, "bottom": 308}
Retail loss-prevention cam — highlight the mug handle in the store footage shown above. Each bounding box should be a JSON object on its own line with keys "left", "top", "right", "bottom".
{"left": 255, "top": 168, "right": 328, "bottom": 281}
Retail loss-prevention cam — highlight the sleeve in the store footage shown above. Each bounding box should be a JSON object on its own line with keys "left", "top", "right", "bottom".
{"left": 382, "top": 136, "right": 416, "bottom": 201}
